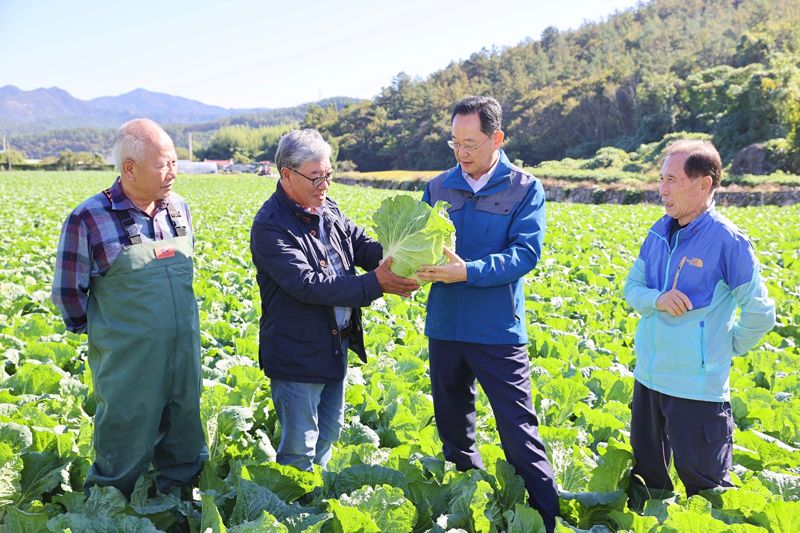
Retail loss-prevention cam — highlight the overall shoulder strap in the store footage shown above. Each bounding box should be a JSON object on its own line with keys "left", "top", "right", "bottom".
{"left": 103, "top": 188, "right": 143, "bottom": 245}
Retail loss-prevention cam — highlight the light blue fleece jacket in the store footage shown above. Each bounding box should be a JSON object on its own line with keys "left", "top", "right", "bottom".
{"left": 624, "top": 205, "right": 775, "bottom": 402}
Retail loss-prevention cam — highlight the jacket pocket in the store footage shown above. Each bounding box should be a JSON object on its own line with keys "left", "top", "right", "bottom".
{"left": 276, "top": 318, "right": 329, "bottom": 343}
{"left": 472, "top": 198, "right": 515, "bottom": 244}
{"left": 699, "top": 321, "right": 706, "bottom": 367}
{"left": 263, "top": 319, "right": 334, "bottom": 377}
{"left": 462, "top": 284, "right": 518, "bottom": 335}
{"left": 508, "top": 283, "right": 520, "bottom": 322}
{"left": 651, "top": 315, "right": 706, "bottom": 375}
{"left": 475, "top": 195, "right": 519, "bottom": 215}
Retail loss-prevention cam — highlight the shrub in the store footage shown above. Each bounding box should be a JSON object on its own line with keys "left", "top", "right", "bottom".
{"left": 634, "top": 131, "right": 713, "bottom": 165}
{"left": 584, "top": 147, "right": 631, "bottom": 170}
{"left": 336, "top": 159, "right": 358, "bottom": 172}
{"left": 764, "top": 138, "right": 800, "bottom": 174}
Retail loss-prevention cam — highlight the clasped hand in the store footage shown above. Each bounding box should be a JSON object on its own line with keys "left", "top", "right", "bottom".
{"left": 656, "top": 289, "right": 693, "bottom": 317}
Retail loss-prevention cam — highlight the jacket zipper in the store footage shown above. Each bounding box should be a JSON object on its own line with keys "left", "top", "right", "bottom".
{"left": 647, "top": 227, "right": 680, "bottom": 384}
{"left": 661, "top": 229, "right": 682, "bottom": 292}
{"left": 700, "top": 321, "right": 706, "bottom": 367}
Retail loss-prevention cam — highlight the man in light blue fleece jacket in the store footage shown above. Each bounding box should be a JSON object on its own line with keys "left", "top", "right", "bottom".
{"left": 624, "top": 139, "right": 775, "bottom": 497}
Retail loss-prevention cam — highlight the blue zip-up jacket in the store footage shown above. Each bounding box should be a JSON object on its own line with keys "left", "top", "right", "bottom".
{"left": 422, "top": 149, "right": 545, "bottom": 345}
{"left": 250, "top": 183, "right": 384, "bottom": 383}
{"left": 624, "top": 205, "right": 775, "bottom": 402}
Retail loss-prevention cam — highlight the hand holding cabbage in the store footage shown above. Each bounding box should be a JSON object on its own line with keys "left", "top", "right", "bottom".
{"left": 416, "top": 245, "right": 467, "bottom": 284}
{"left": 372, "top": 195, "right": 455, "bottom": 282}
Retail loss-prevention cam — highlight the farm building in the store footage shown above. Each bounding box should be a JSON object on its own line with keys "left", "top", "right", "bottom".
{"left": 178, "top": 160, "right": 217, "bottom": 174}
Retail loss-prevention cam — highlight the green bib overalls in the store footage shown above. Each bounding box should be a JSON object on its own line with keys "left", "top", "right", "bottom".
{"left": 84, "top": 201, "right": 207, "bottom": 496}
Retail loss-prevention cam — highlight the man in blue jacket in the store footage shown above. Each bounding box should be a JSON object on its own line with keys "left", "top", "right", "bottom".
{"left": 417, "top": 96, "right": 559, "bottom": 531}
{"left": 250, "top": 129, "right": 418, "bottom": 471}
{"left": 624, "top": 139, "right": 775, "bottom": 499}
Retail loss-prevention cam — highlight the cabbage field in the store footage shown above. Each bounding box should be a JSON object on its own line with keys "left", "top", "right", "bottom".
{"left": 1, "top": 171, "right": 799, "bottom": 532}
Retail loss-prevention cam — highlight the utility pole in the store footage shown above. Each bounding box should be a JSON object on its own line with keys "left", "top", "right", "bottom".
{"left": 188, "top": 132, "right": 193, "bottom": 161}
{"left": 2, "top": 136, "right": 10, "bottom": 171}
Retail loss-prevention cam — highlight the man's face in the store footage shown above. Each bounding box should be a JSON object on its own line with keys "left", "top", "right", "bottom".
{"left": 128, "top": 135, "right": 177, "bottom": 203}
{"left": 282, "top": 158, "right": 333, "bottom": 209}
{"left": 451, "top": 113, "right": 503, "bottom": 179}
{"left": 659, "top": 152, "right": 711, "bottom": 225}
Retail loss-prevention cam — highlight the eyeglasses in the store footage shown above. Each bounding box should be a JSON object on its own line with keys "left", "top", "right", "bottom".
{"left": 447, "top": 132, "right": 495, "bottom": 153}
{"left": 287, "top": 167, "right": 335, "bottom": 188}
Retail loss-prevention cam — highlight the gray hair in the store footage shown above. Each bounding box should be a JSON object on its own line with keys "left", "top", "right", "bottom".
{"left": 275, "top": 129, "right": 332, "bottom": 171}
{"left": 111, "top": 118, "right": 170, "bottom": 171}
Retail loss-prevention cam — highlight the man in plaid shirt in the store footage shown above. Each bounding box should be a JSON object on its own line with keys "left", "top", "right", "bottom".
{"left": 52, "top": 118, "right": 207, "bottom": 497}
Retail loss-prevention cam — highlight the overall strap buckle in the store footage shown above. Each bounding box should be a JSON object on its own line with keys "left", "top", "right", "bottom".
{"left": 166, "top": 203, "right": 187, "bottom": 237}
{"left": 120, "top": 213, "right": 143, "bottom": 245}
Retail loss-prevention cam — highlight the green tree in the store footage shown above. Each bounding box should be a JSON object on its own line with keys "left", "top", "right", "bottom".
{"left": 50, "top": 150, "right": 108, "bottom": 170}
{"left": 175, "top": 146, "right": 191, "bottom": 160}
{"left": 0, "top": 148, "right": 28, "bottom": 167}
{"left": 308, "top": 0, "right": 800, "bottom": 169}
{"left": 197, "top": 124, "right": 294, "bottom": 162}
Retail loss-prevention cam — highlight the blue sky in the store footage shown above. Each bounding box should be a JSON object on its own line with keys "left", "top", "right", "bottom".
{"left": 1, "top": 0, "right": 640, "bottom": 109}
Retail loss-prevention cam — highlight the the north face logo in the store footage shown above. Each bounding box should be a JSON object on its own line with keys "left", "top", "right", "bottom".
{"left": 687, "top": 257, "right": 704, "bottom": 268}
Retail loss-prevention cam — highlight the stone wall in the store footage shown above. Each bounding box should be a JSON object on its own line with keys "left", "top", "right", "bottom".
{"left": 335, "top": 177, "right": 428, "bottom": 191}
{"left": 335, "top": 177, "right": 800, "bottom": 206}
{"left": 543, "top": 183, "right": 800, "bottom": 206}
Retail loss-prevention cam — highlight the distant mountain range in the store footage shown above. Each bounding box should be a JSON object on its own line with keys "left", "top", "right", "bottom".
{"left": 0, "top": 85, "right": 358, "bottom": 134}
{"left": 0, "top": 86, "right": 360, "bottom": 158}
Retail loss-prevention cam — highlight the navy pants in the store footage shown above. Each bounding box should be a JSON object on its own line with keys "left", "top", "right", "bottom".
{"left": 429, "top": 339, "right": 559, "bottom": 531}
{"left": 630, "top": 381, "right": 734, "bottom": 496}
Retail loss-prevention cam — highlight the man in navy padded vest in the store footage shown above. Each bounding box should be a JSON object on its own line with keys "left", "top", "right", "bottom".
{"left": 624, "top": 139, "right": 775, "bottom": 500}
{"left": 417, "top": 96, "right": 559, "bottom": 532}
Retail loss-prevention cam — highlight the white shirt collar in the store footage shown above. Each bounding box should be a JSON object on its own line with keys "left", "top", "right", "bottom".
{"left": 461, "top": 152, "right": 500, "bottom": 193}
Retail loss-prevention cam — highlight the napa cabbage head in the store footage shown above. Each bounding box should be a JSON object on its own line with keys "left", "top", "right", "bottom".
{"left": 373, "top": 195, "right": 455, "bottom": 280}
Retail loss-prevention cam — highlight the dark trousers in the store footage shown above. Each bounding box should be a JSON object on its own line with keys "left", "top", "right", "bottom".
{"left": 429, "top": 339, "right": 559, "bottom": 531}
{"left": 630, "top": 381, "right": 734, "bottom": 496}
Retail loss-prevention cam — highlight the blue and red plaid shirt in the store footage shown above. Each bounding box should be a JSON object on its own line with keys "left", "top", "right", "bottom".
{"left": 52, "top": 178, "right": 193, "bottom": 333}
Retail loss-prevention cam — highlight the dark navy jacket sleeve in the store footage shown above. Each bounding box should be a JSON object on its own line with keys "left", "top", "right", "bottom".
{"left": 348, "top": 217, "right": 383, "bottom": 271}
{"left": 421, "top": 185, "right": 432, "bottom": 206}
{"left": 251, "top": 220, "right": 383, "bottom": 308}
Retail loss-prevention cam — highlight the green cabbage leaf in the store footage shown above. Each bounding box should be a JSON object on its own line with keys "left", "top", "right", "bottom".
{"left": 372, "top": 195, "right": 455, "bottom": 279}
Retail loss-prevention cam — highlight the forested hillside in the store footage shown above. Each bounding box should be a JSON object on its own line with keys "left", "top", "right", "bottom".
{"left": 305, "top": 0, "right": 800, "bottom": 172}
